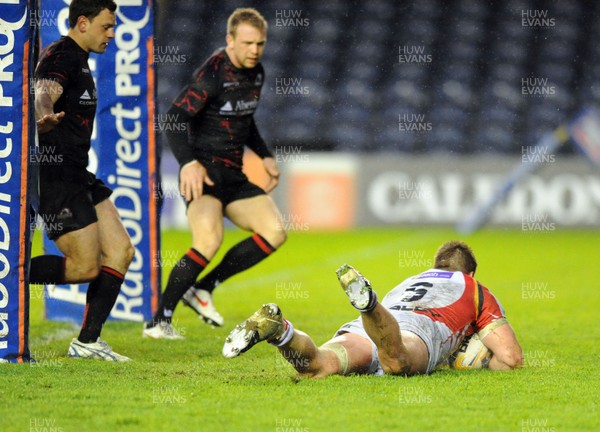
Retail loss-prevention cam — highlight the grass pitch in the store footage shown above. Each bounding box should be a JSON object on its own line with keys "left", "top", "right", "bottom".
{"left": 1, "top": 227, "right": 599, "bottom": 431}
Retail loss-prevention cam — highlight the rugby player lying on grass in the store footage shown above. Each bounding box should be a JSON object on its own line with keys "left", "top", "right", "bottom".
{"left": 222, "top": 241, "right": 523, "bottom": 377}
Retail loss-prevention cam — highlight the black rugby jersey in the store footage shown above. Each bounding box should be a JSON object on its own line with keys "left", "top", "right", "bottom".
{"left": 35, "top": 36, "right": 97, "bottom": 169}
{"left": 166, "top": 48, "right": 272, "bottom": 169}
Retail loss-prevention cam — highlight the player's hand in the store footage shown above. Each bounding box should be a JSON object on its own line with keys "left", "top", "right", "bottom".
{"left": 36, "top": 112, "right": 65, "bottom": 134}
{"left": 179, "top": 160, "right": 214, "bottom": 202}
{"left": 262, "top": 157, "right": 280, "bottom": 193}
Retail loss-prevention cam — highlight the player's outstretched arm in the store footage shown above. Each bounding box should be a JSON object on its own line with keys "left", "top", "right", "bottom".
{"left": 34, "top": 79, "right": 65, "bottom": 134}
{"left": 480, "top": 323, "right": 523, "bottom": 370}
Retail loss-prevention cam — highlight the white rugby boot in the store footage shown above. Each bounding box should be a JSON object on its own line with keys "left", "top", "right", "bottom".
{"left": 222, "top": 303, "right": 286, "bottom": 359}
{"left": 67, "top": 338, "right": 131, "bottom": 362}
{"left": 336, "top": 264, "right": 378, "bottom": 311}
{"left": 142, "top": 321, "right": 185, "bottom": 340}
{"left": 182, "top": 288, "right": 224, "bottom": 327}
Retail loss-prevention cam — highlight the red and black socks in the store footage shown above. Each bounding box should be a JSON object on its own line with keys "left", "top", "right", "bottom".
{"left": 152, "top": 248, "right": 209, "bottom": 325}
{"left": 29, "top": 255, "right": 66, "bottom": 285}
{"left": 193, "top": 234, "right": 276, "bottom": 293}
{"left": 78, "top": 266, "right": 124, "bottom": 344}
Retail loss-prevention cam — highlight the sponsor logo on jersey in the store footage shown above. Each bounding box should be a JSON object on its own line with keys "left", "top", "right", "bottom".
{"left": 219, "top": 99, "right": 258, "bottom": 115}
{"left": 418, "top": 271, "right": 454, "bottom": 279}
{"left": 235, "top": 99, "right": 258, "bottom": 111}
{"left": 81, "top": 67, "right": 90, "bottom": 73}
{"left": 254, "top": 73, "right": 263, "bottom": 86}
{"left": 223, "top": 81, "right": 239, "bottom": 88}
{"left": 219, "top": 101, "right": 233, "bottom": 112}
{"left": 79, "top": 89, "right": 96, "bottom": 105}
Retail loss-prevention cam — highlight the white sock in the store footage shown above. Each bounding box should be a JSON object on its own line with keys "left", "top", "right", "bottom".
{"left": 356, "top": 290, "right": 378, "bottom": 313}
{"left": 269, "top": 319, "right": 294, "bottom": 347}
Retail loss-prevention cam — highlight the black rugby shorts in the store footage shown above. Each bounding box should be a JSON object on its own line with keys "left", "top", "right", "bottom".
{"left": 38, "top": 168, "right": 113, "bottom": 240}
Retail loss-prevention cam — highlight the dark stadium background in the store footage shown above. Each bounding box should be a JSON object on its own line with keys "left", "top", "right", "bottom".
{"left": 154, "top": 0, "right": 597, "bottom": 155}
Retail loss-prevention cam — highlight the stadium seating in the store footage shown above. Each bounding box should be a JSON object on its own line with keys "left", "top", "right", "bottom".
{"left": 156, "top": 0, "right": 595, "bottom": 154}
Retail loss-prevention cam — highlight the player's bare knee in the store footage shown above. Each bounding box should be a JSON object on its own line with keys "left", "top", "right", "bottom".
{"left": 278, "top": 227, "right": 287, "bottom": 245}
{"left": 259, "top": 227, "right": 286, "bottom": 249}
{"left": 271, "top": 229, "right": 287, "bottom": 248}
{"left": 103, "top": 240, "right": 134, "bottom": 271}
{"left": 194, "top": 237, "right": 222, "bottom": 258}
{"left": 122, "top": 241, "right": 135, "bottom": 267}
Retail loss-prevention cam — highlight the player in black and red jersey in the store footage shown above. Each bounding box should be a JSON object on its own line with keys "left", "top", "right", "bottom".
{"left": 144, "top": 8, "right": 286, "bottom": 339}
{"left": 223, "top": 241, "right": 523, "bottom": 377}
{"left": 32, "top": 0, "right": 134, "bottom": 361}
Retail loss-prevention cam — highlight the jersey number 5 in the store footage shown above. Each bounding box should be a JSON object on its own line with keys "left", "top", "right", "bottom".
{"left": 400, "top": 282, "right": 432, "bottom": 302}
